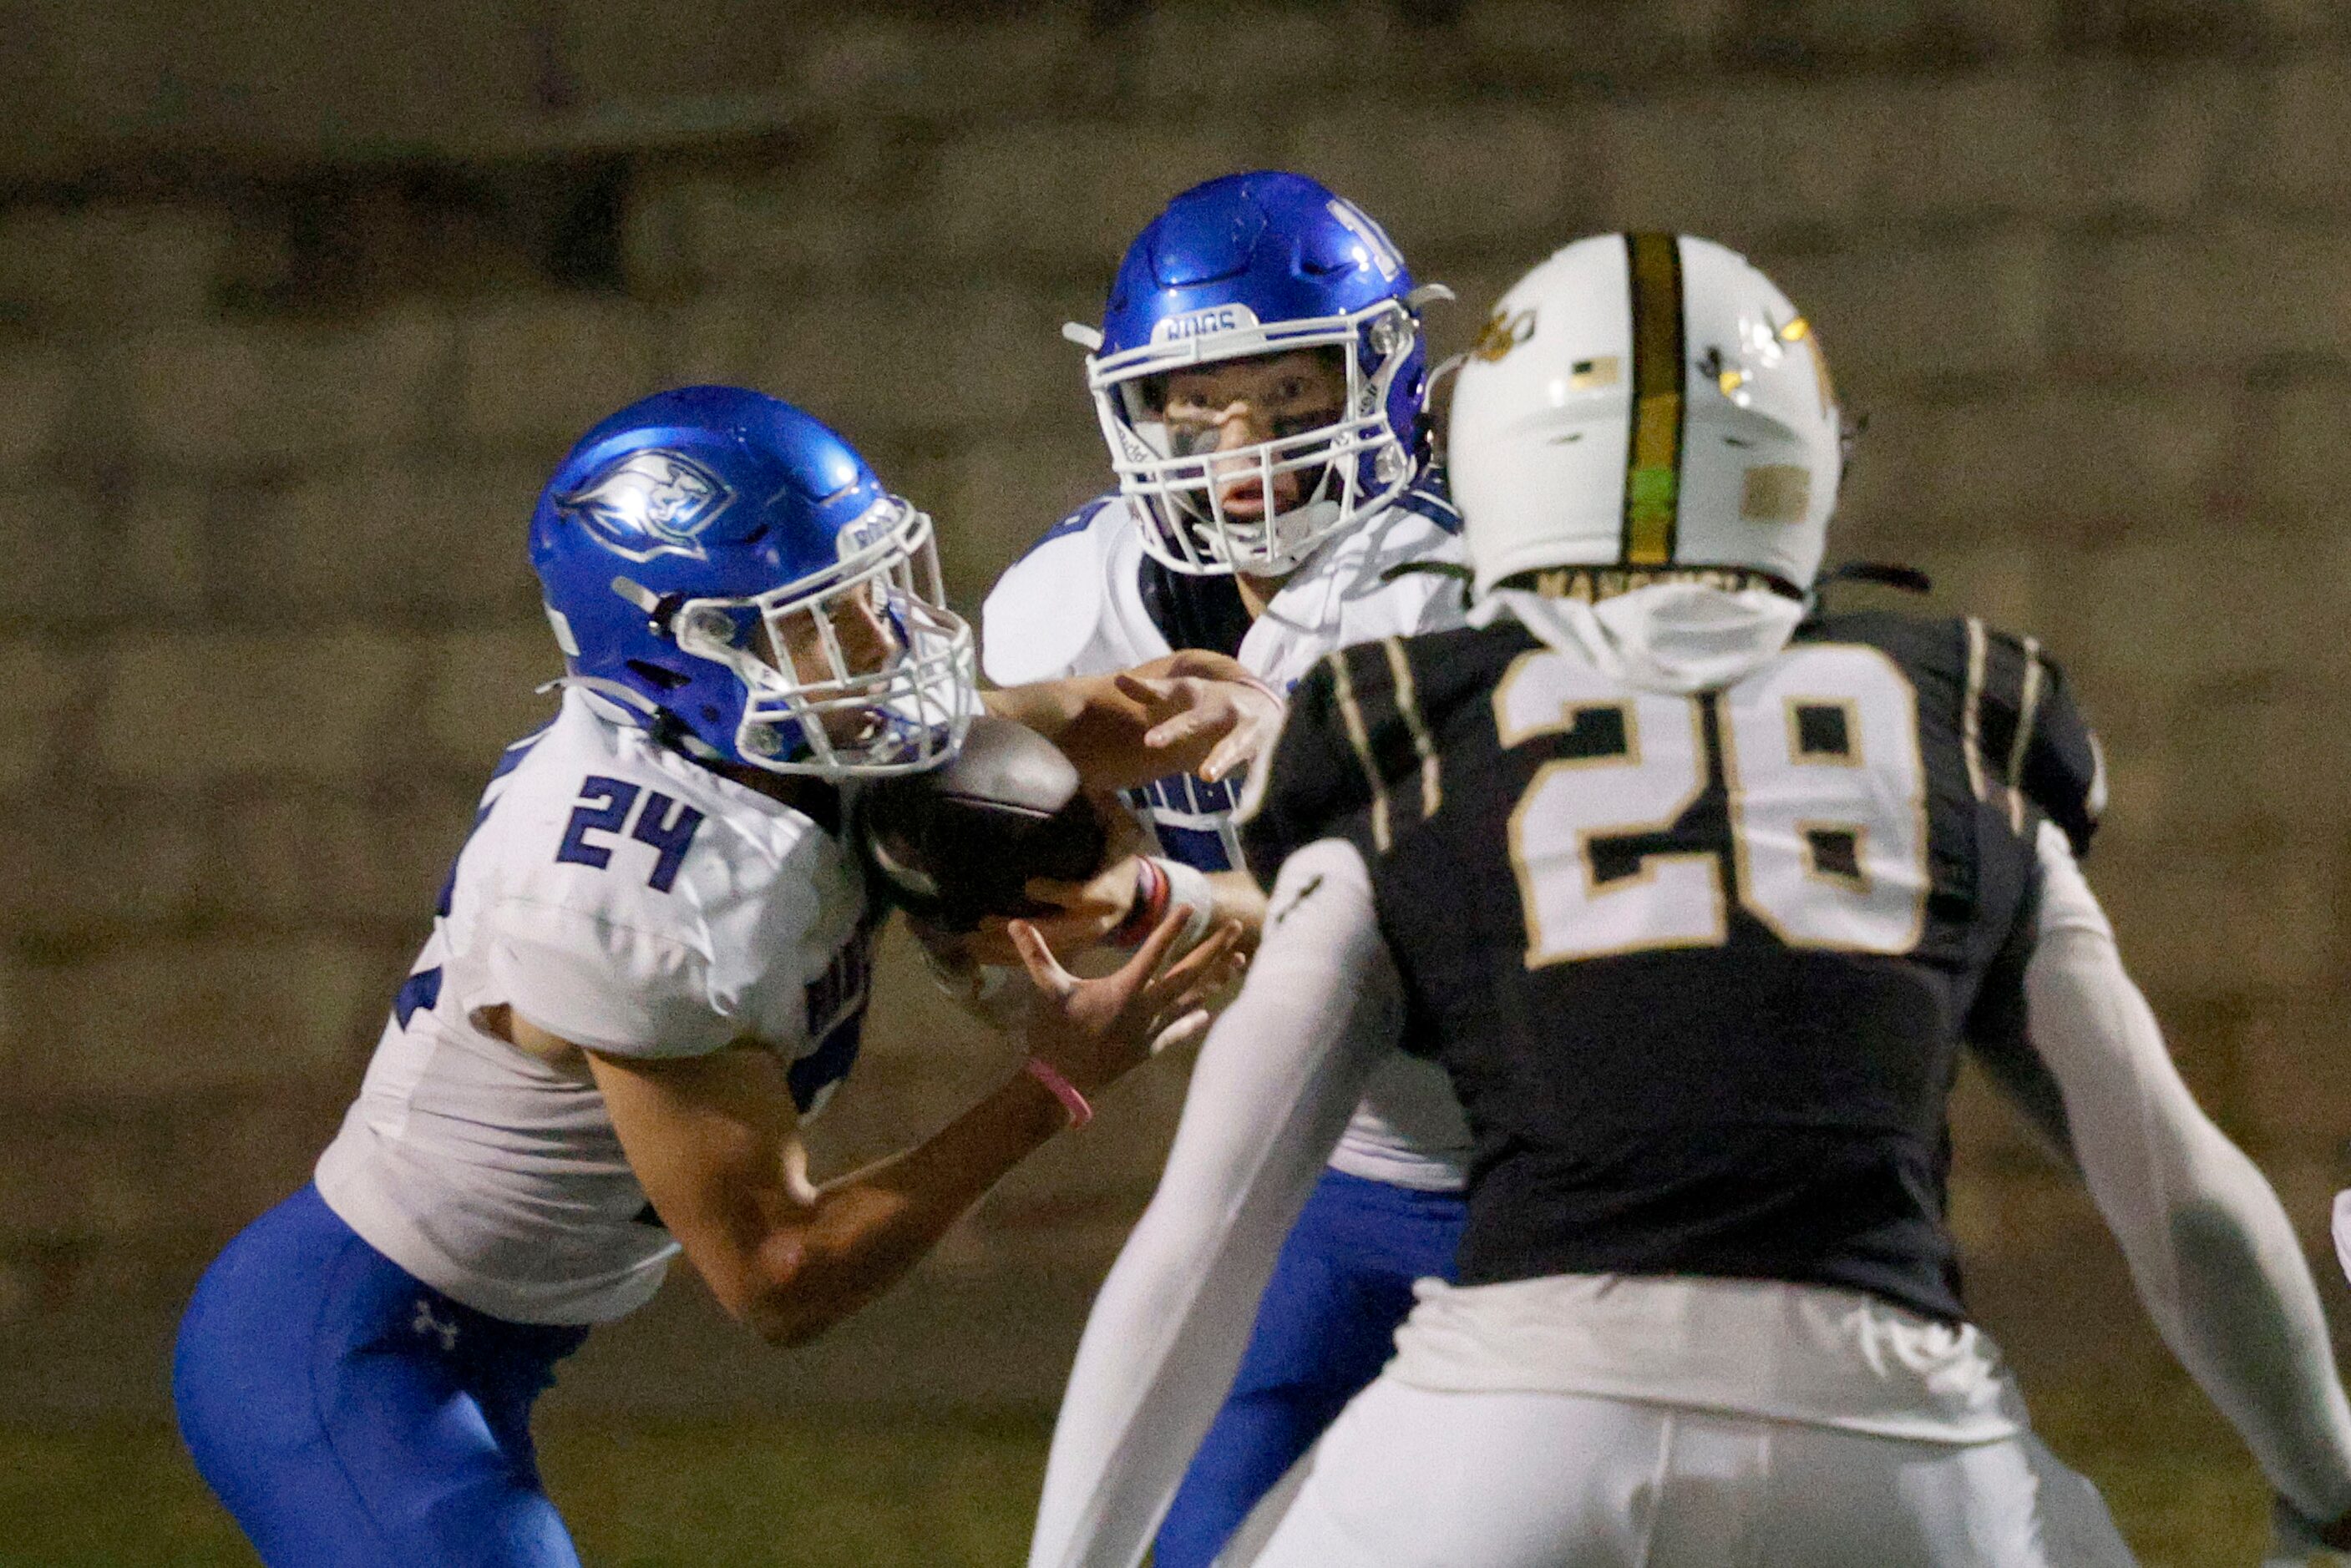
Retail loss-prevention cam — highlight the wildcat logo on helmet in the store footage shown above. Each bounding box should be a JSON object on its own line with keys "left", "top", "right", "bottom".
{"left": 558, "top": 449, "right": 737, "bottom": 563}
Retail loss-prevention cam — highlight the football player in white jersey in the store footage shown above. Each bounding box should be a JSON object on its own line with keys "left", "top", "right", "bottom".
{"left": 170, "top": 385, "right": 1250, "bottom": 1568}
{"left": 1026, "top": 239, "right": 2351, "bottom": 1566}
{"left": 977, "top": 172, "right": 1477, "bottom": 1567}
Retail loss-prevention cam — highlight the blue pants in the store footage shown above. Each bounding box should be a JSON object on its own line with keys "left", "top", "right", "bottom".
{"left": 1154, "top": 1168, "right": 1467, "bottom": 1568}
{"left": 172, "top": 1184, "right": 590, "bottom": 1567}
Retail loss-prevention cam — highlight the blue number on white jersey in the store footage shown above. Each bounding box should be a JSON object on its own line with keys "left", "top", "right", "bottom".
{"left": 555, "top": 776, "right": 707, "bottom": 893}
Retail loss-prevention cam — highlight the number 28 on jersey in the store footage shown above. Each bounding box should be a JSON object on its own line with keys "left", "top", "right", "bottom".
{"left": 1498, "top": 644, "right": 1928, "bottom": 965}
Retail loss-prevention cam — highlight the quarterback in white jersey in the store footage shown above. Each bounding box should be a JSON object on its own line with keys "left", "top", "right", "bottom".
{"left": 172, "top": 386, "right": 1248, "bottom": 1568}
{"left": 983, "top": 458, "right": 1470, "bottom": 1192}
{"left": 981, "top": 172, "right": 1476, "bottom": 1568}
{"left": 1028, "top": 238, "right": 2351, "bottom": 1567}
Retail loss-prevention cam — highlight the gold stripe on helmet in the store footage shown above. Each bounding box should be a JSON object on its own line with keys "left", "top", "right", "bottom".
{"left": 1623, "top": 232, "right": 1685, "bottom": 567}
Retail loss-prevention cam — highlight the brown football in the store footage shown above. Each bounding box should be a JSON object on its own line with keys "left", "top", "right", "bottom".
{"left": 856, "top": 715, "right": 1112, "bottom": 930}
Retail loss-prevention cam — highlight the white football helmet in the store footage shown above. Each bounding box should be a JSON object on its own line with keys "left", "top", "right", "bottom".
{"left": 1448, "top": 233, "right": 1845, "bottom": 596}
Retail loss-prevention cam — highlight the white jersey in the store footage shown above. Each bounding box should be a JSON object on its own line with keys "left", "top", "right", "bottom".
{"left": 315, "top": 686, "right": 874, "bottom": 1326}
{"left": 981, "top": 478, "right": 1473, "bottom": 1191}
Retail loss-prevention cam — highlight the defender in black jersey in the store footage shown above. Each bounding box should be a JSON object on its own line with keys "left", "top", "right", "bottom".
{"left": 1028, "top": 235, "right": 2351, "bottom": 1568}
{"left": 1241, "top": 608, "right": 2098, "bottom": 1327}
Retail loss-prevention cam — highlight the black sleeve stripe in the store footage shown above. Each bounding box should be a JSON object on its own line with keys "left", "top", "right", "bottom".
{"left": 1332, "top": 638, "right": 1447, "bottom": 853}
{"left": 1955, "top": 616, "right": 2100, "bottom": 854}
{"left": 1241, "top": 638, "right": 1452, "bottom": 887}
{"left": 1962, "top": 615, "right": 2046, "bottom": 832}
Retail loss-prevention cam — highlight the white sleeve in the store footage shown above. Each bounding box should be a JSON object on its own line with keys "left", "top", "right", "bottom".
{"left": 2335, "top": 1190, "right": 2351, "bottom": 1300}
{"left": 1027, "top": 839, "right": 1402, "bottom": 1568}
{"left": 2024, "top": 821, "right": 2351, "bottom": 1521}
{"left": 487, "top": 900, "right": 733, "bottom": 1059}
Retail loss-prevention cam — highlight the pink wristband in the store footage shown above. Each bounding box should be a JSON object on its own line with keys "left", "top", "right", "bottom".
{"left": 1234, "top": 670, "right": 1286, "bottom": 708}
{"left": 1022, "top": 1056, "right": 1093, "bottom": 1129}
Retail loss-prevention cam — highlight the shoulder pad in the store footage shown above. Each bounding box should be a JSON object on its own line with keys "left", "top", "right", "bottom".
{"left": 1804, "top": 611, "right": 2105, "bottom": 857}
{"left": 1281, "top": 494, "right": 1465, "bottom": 630}
{"left": 981, "top": 498, "right": 1119, "bottom": 685}
{"left": 1238, "top": 635, "right": 1445, "bottom": 891}
{"left": 1351, "top": 519, "right": 1470, "bottom": 635}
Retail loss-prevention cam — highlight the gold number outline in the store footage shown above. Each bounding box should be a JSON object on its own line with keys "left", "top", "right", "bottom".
{"left": 1497, "top": 655, "right": 1724, "bottom": 969}
{"left": 1722, "top": 645, "right": 1928, "bottom": 953}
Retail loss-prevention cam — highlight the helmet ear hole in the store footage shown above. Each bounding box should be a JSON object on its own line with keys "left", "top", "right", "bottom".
{"left": 627, "top": 659, "right": 692, "bottom": 692}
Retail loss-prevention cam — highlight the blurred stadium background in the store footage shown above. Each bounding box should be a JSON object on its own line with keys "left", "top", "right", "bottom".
{"left": 5, "top": 0, "right": 2350, "bottom": 1560}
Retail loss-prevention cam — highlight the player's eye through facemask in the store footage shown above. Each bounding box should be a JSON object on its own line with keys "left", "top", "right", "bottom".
{"left": 1093, "top": 306, "right": 1420, "bottom": 576}
{"left": 1153, "top": 356, "right": 1348, "bottom": 457}
{"left": 668, "top": 497, "right": 975, "bottom": 776}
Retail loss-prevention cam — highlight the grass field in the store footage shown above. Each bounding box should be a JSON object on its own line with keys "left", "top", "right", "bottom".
{"left": 0, "top": 1359, "right": 2289, "bottom": 1567}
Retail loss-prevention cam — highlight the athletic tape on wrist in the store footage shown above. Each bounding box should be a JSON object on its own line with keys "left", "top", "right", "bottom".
{"left": 1154, "top": 857, "right": 1216, "bottom": 948}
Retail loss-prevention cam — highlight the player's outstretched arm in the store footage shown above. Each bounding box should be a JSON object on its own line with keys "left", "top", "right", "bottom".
{"left": 560, "top": 910, "right": 1242, "bottom": 1348}
{"left": 983, "top": 650, "right": 1284, "bottom": 792}
{"left": 2021, "top": 822, "right": 2351, "bottom": 1548}
{"left": 1027, "top": 839, "right": 1397, "bottom": 1568}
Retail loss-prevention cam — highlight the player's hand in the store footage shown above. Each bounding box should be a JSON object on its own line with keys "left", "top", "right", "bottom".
{"left": 902, "top": 912, "right": 1036, "bottom": 1030}
{"left": 954, "top": 857, "right": 1143, "bottom": 968}
{"left": 1009, "top": 908, "right": 1246, "bottom": 1098}
{"left": 956, "top": 806, "right": 1150, "bottom": 967}
{"left": 1118, "top": 650, "right": 1285, "bottom": 784}
{"left": 2266, "top": 1495, "right": 2351, "bottom": 1564}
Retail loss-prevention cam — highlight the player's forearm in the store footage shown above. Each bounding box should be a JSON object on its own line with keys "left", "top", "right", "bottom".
{"left": 2086, "top": 1047, "right": 2351, "bottom": 1515}
{"left": 1208, "top": 869, "right": 1267, "bottom": 943}
{"left": 2130, "top": 1120, "right": 2351, "bottom": 1523}
{"left": 742, "top": 1070, "right": 1070, "bottom": 1347}
{"left": 984, "top": 654, "right": 1262, "bottom": 792}
{"left": 985, "top": 675, "right": 1174, "bottom": 792}
{"left": 980, "top": 680, "right": 1089, "bottom": 746}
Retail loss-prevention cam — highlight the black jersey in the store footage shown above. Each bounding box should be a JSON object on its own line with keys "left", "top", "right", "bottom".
{"left": 1239, "top": 608, "right": 2102, "bottom": 1323}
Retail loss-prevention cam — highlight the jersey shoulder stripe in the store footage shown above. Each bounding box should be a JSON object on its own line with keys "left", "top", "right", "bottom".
{"left": 982, "top": 496, "right": 1129, "bottom": 685}
{"left": 1007, "top": 493, "right": 1119, "bottom": 570}
{"left": 1389, "top": 460, "right": 1462, "bottom": 534}
{"left": 1799, "top": 609, "right": 2101, "bottom": 857}
{"left": 1239, "top": 626, "right": 1490, "bottom": 889}
{"left": 487, "top": 721, "right": 555, "bottom": 782}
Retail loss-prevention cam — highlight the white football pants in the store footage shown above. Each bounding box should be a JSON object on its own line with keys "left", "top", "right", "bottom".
{"left": 1235, "top": 1378, "right": 2138, "bottom": 1568}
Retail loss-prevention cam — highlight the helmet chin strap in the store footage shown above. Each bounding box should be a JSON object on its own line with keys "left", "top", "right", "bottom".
{"left": 545, "top": 674, "right": 725, "bottom": 759}
{"left": 1263, "top": 497, "right": 1342, "bottom": 563}
{"left": 609, "top": 574, "right": 683, "bottom": 635}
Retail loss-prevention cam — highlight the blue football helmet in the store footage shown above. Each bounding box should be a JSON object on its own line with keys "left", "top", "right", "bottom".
{"left": 528, "top": 386, "right": 975, "bottom": 776}
{"left": 1069, "top": 170, "right": 1448, "bottom": 576}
